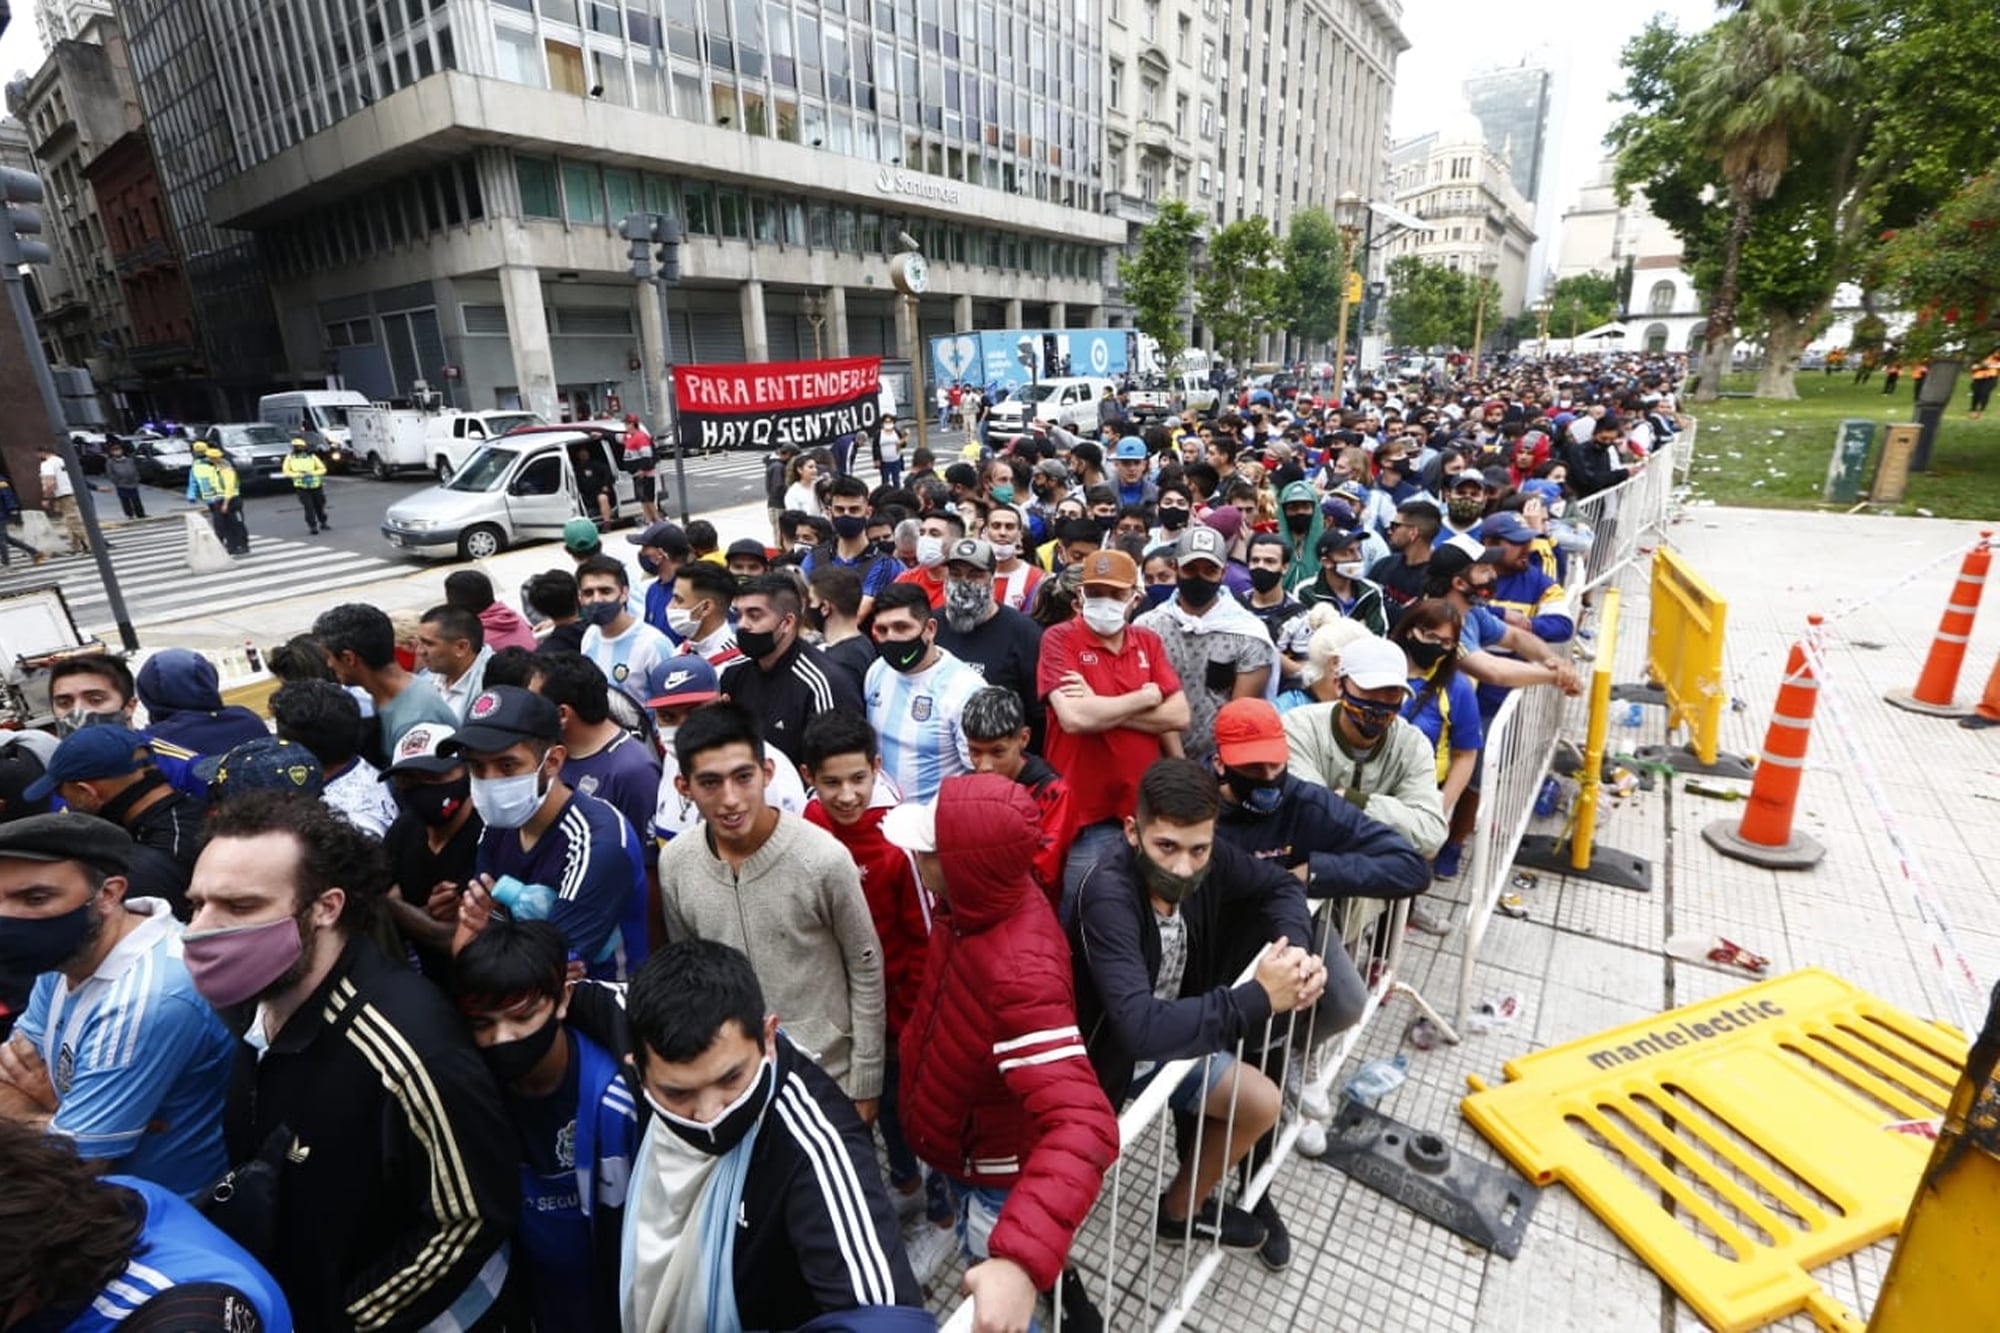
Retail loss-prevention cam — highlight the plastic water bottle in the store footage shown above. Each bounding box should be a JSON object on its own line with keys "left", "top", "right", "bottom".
{"left": 491, "top": 874, "right": 557, "bottom": 921}
{"left": 1342, "top": 1054, "right": 1409, "bottom": 1109}
{"left": 1620, "top": 701, "right": 1643, "bottom": 727}
{"left": 1534, "top": 776, "right": 1561, "bottom": 818}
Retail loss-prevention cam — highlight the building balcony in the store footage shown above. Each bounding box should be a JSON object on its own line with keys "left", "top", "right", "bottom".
{"left": 114, "top": 237, "right": 176, "bottom": 276}
{"left": 1106, "top": 191, "right": 1159, "bottom": 225}
{"left": 1134, "top": 119, "right": 1178, "bottom": 158}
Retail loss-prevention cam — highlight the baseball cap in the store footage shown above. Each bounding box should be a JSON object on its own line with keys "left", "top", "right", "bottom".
{"left": 0, "top": 811, "right": 132, "bottom": 876}
{"left": 1214, "top": 698, "right": 1289, "bottom": 768}
{"left": 1479, "top": 512, "right": 1538, "bottom": 545}
{"left": 628, "top": 521, "right": 691, "bottom": 555}
{"left": 1397, "top": 495, "right": 1442, "bottom": 519}
{"left": 725, "top": 538, "right": 770, "bottom": 566}
{"left": 1338, "top": 637, "right": 1413, "bottom": 694}
{"left": 1520, "top": 479, "right": 1564, "bottom": 507}
{"left": 1075, "top": 548, "right": 1139, "bottom": 590}
{"left": 1448, "top": 471, "right": 1488, "bottom": 492}
{"left": 944, "top": 537, "right": 994, "bottom": 572}
{"left": 1112, "top": 438, "right": 1148, "bottom": 461}
{"left": 1033, "top": 459, "right": 1069, "bottom": 480}
{"left": 197, "top": 737, "right": 325, "bottom": 801}
{"left": 380, "top": 722, "right": 463, "bottom": 779}
{"left": 644, "top": 654, "right": 721, "bottom": 709}
{"left": 1315, "top": 528, "right": 1362, "bottom": 557}
{"left": 562, "top": 518, "right": 602, "bottom": 553}
{"left": 440, "top": 686, "right": 561, "bottom": 755}
{"left": 881, "top": 800, "right": 937, "bottom": 854}
{"left": 1426, "top": 544, "right": 1480, "bottom": 585}
{"left": 1175, "top": 526, "right": 1228, "bottom": 570}
{"left": 23, "top": 725, "right": 151, "bottom": 801}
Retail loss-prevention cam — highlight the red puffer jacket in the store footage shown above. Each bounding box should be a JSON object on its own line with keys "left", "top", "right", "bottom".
{"left": 898, "top": 774, "right": 1118, "bottom": 1292}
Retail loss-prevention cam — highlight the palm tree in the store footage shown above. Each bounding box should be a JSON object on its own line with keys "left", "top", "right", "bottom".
{"left": 1684, "top": 0, "right": 1855, "bottom": 400}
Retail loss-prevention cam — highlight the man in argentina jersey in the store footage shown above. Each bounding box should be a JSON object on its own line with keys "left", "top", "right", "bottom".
{"left": 863, "top": 584, "right": 985, "bottom": 804}
{"left": 0, "top": 814, "right": 232, "bottom": 1201}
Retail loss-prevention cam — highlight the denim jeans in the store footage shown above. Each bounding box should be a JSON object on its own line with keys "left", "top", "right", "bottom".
{"left": 1059, "top": 819, "right": 1128, "bottom": 932}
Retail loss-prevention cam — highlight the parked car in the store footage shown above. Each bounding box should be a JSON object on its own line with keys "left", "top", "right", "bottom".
{"left": 68, "top": 431, "right": 109, "bottom": 475}
{"left": 983, "top": 376, "right": 1118, "bottom": 436}
{"left": 379, "top": 426, "right": 639, "bottom": 561}
{"left": 127, "top": 434, "right": 195, "bottom": 487}
{"left": 193, "top": 423, "right": 299, "bottom": 493}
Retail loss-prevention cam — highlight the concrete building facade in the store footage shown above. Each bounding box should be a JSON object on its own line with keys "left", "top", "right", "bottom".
{"left": 1098, "top": 0, "right": 1406, "bottom": 352}
{"left": 5, "top": 12, "right": 139, "bottom": 385}
{"left": 1555, "top": 157, "right": 1704, "bottom": 353}
{"left": 1385, "top": 115, "right": 1536, "bottom": 320}
{"left": 128, "top": 0, "right": 1129, "bottom": 424}
{"left": 32, "top": 0, "right": 112, "bottom": 48}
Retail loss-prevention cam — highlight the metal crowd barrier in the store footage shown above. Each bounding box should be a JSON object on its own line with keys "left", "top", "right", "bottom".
{"left": 939, "top": 892, "right": 1439, "bottom": 1331}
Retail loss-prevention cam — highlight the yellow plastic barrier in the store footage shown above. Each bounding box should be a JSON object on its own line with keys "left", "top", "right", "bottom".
{"left": 1634, "top": 544, "right": 1753, "bottom": 778}
{"left": 1867, "top": 982, "right": 2000, "bottom": 1331}
{"left": 1463, "top": 969, "right": 1966, "bottom": 1333}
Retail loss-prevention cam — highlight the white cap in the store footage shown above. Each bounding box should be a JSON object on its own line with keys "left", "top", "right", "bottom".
{"left": 881, "top": 801, "right": 937, "bottom": 853}
{"left": 1337, "top": 637, "right": 1413, "bottom": 694}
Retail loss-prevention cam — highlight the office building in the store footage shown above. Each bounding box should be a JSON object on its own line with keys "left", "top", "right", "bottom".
{"left": 1460, "top": 63, "right": 1549, "bottom": 208}
{"left": 126, "top": 0, "right": 1127, "bottom": 424}
{"left": 1100, "top": 0, "right": 1407, "bottom": 352}
{"left": 1385, "top": 116, "right": 1536, "bottom": 319}
{"left": 32, "top": 0, "right": 111, "bottom": 48}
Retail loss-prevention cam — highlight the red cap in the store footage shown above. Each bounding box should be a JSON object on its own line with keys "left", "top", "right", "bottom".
{"left": 1213, "top": 698, "right": 1289, "bottom": 768}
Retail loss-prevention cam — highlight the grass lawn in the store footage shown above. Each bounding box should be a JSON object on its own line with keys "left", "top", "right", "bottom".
{"left": 1683, "top": 372, "right": 2000, "bottom": 519}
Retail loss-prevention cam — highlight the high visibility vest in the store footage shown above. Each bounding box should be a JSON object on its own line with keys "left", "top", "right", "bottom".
{"left": 187, "top": 461, "right": 222, "bottom": 503}
{"left": 283, "top": 451, "right": 326, "bottom": 488}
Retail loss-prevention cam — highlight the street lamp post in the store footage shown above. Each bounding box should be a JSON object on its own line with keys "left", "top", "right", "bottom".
{"left": 1470, "top": 258, "right": 1498, "bottom": 381}
{"left": 620, "top": 210, "right": 692, "bottom": 522}
{"left": 891, "top": 238, "right": 930, "bottom": 456}
{"left": 1331, "top": 191, "right": 1365, "bottom": 407}
{"left": 1534, "top": 297, "right": 1552, "bottom": 361}
{"left": 801, "top": 291, "right": 826, "bottom": 360}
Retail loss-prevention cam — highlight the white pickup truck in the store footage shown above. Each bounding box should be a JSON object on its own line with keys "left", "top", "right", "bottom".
{"left": 348, "top": 407, "right": 546, "bottom": 480}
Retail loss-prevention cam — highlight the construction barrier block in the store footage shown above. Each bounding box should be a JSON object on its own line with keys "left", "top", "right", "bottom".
{"left": 1462, "top": 969, "right": 1966, "bottom": 1333}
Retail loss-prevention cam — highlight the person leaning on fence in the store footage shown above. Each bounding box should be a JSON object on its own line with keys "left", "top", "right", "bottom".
{"left": 887, "top": 773, "right": 1118, "bottom": 1333}
{"left": 1071, "top": 758, "right": 1356, "bottom": 1273}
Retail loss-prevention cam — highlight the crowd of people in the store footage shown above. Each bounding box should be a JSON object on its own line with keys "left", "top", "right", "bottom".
{"left": 0, "top": 353, "right": 1684, "bottom": 1332}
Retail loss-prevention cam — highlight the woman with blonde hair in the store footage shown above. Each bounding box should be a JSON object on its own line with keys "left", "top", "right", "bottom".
{"left": 1276, "top": 610, "right": 1374, "bottom": 711}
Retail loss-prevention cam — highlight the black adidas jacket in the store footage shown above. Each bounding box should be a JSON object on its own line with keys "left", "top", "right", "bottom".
{"left": 219, "top": 938, "right": 517, "bottom": 1332}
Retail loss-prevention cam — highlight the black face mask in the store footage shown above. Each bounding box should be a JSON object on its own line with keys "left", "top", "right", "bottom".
{"left": 1248, "top": 567, "right": 1284, "bottom": 594}
{"left": 481, "top": 1012, "right": 562, "bottom": 1085}
{"left": 736, "top": 622, "right": 784, "bottom": 660}
{"left": 1285, "top": 511, "right": 1314, "bottom": 535}
{"left": 1134, "top": 846, "right": 1209, "bottom": 904}
{"left": 647, "top": 1054, "right": 778, "bottom": 1157}
{"left": 1094, "top": 513, "right": 1117, "bottom": 533}
{"left": 1158, "top": 506, "right": 1190, "bottom": 531}
{"left": 1224, "top": 766, "right": 1286, "bottom": 815}
{"left": 1177, "top": 575, "right": 1223, "bottom": 609}
{"left": 1404, "top": 639, "right": 1450, "bottom": 672}
{"left": 402, "top": 775, "right": 471, "bottom": 827}
{"left": 875, "top": 634, "right": 929, "bottom": 673}
{"left": 0, "top": 901, "right": 95, "bottom": 976}
{"left": 832, "top": 514, "right": 868, "bottom": 540}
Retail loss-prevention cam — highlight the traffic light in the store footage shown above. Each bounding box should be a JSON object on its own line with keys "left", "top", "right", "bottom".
{"left": 0, "top": 166, "right": 53, "bottom": 267}
{"left": 654, "top": 216, "right": 682, "bottom": 286}
{"left": 619, "top": 211, "right": 655, "bottom": 281}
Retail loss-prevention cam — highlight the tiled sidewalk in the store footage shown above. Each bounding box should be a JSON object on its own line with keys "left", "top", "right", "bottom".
{"left": 1002, "top": 507, "right": 1996, "bottom": 1333}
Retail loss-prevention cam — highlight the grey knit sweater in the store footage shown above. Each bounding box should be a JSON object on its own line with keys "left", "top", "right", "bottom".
{"left": 657, "top": 811, "right": 887, "bottom": 1098}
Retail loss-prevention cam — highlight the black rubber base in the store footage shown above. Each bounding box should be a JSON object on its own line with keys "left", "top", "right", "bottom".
{"left": 1611, "top": 682, "right": 1669, "bottom": 705}
{"left": 1634, "top": 743, "right": 1757, "bottom": 781}
{"left": 1515, "top": 835, "right": 1654, "bottom": 893}
{"left": 1313, "top": 1099, "right": 1541, "bottom": 1259}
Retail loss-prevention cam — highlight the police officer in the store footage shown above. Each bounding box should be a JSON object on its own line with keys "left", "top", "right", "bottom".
{"left": 281, "top": 436, "right": 329, "bottom": 533}
{"left": 186, "top": 445, "right": 247, "bottom": 555}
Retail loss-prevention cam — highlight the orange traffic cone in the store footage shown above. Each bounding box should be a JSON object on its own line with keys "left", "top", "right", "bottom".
{"left": 1704, "top": 616, "right": 1827, "bottom": 869}
{"left": 1961, "top": 655, "right": 2000, "bottom": 732}
{"left": 1886, "top": 530, "right": 1992, "bottom": 716}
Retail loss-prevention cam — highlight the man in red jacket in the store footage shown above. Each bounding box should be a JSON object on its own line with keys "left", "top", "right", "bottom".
{"left": 799, "top": 712, "right": 952, "bottom": 1268}
{"left": 887, "top": 773, "right": 1118, "bottom": 1333}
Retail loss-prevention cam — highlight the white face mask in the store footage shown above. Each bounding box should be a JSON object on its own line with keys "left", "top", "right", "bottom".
{"left": 1334, "top": 561, "right": 1366, "bottom": 580}
{"left": 470, "top": 768, "right": 547, "bottom": 830}
{"left": 665, "top": 605, "right": 702, "bottom": 638}
{"left": 990, "top": 542, "right": 1018, "bottom": 563}
{"left": 915, "top": 535, "right": 946, "bottom": 568}
{"left": 1081, "top": 596, "right": 1130, "bottom": 636}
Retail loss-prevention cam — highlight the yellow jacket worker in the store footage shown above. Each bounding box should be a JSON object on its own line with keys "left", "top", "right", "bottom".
{"left": 281, "top": 438, "right": 330, "bottom": 533}
{"left": 189, "top": 445, "right": 250, "bottom": 555}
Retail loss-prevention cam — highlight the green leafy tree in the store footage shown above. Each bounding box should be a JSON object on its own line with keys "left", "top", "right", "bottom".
{"left": 1385, "top": 257, "right": 1497, "bottom": 351}
{"left": 1196, "top": 217, "right": 1283, "bottom": 368}
{"left": 1875, "top": 165, "right": 2000, "bottom": 361}
{"left": 1545, "top": 272, "right": 1623, "bottom": 342}
{"left": 1119, "top": 200, "right": 1202, "bottom": 368}
{"left": 1278, "top": 206, "right": 1346, "bottom": 349}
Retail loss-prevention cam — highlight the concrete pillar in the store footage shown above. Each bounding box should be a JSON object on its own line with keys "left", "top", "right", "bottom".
{"left": 896, "top": 293, "right": 918, "bottom": 361}
{"left": 1048, "top": 302, "right": 1068, "bottom": 329}
{"left": 952, "top": 294, "right": 973, "bottom": 331}
{"left": 634, "top": 282, "right": 672, "bottom": 430}
{"left": 828, "top": 286, "right": 850, "bottom": 357}
{"left": 1082, "top": 306, "right": 1105, "bottom": 327}
{"left": 1003, "top": 298, "right": 1023, "bottom": 329}
{"left": 740, "top": 280, "right": 769, "bottom": 362}
{"left": 497, "top": 262, "right": 559, "bottom": 423}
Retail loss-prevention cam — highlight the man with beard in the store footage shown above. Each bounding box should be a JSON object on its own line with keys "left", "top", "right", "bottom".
{"left": 185, "top": 792, "right": 517, "bottom": 1331}
{"left": 0, "top": 813, "right": 233, "bottom": 1200}
{"left": 932, "top": 538, "right": 1046, "bottom": 748}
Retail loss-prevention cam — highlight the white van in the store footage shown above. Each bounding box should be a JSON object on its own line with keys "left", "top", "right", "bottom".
{"left": 379, "top": 426, "right": 639, "bottom": 560}
{"left": 259, "top": 390, "right": 373, "bottom": 471}
{"left": 985, "top": 376, "right": 1117, "bottom": 435}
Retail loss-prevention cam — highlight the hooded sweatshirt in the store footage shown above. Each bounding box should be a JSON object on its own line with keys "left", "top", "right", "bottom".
{"left": 136, "top": 649, "right": 271, "bottom": 754}
{"left": 477, "top": 600, "right": 541, "bottom": 653}
{"left": 1276, "top": 479, "right": 1327, "bottom": 589}
{"left": 897, "top": 775, "right": 1117, "bottom": 1292}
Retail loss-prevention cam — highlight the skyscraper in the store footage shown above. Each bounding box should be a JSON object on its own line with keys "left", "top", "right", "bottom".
{"left": 1461, "top": 63, "right": 1551, "bottom": 206}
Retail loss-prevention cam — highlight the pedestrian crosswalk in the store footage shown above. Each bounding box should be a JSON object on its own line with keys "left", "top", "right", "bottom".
{"left": 0, "top": 515, "right": 404, "bottom": 635}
